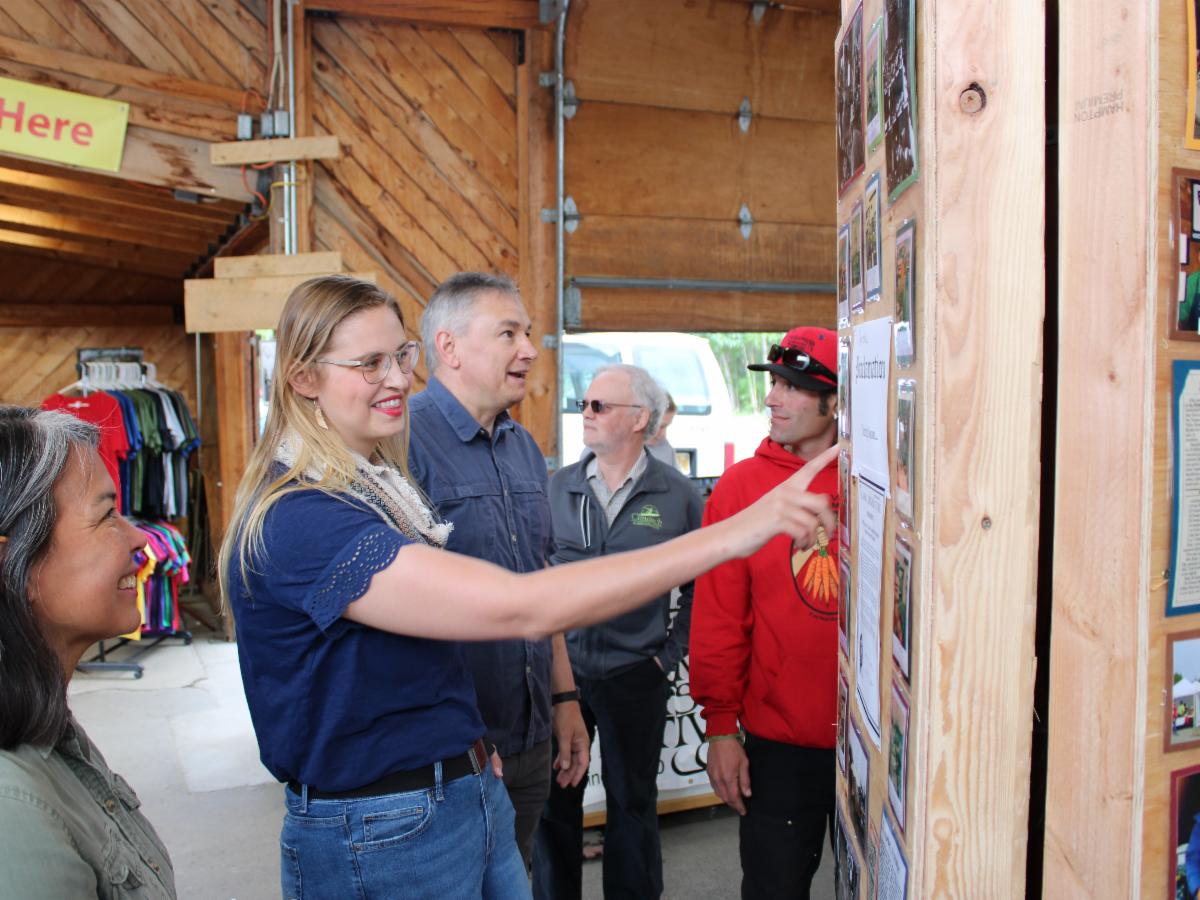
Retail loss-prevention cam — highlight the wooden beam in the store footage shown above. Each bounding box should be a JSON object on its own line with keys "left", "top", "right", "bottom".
{"left": 0, "top": 201, "right": 216, "bottom": 253}
{"left": 1048, "top": 0, "right": 1153, "bottom": 896}
{"left": 0, "top": 302, "right": 174, "bottom": 326}
{"left": 0, "top": 157, "right": 244, "bottom": 224}
{"left": 119, "top": 126, "right": 249, "bottom": 200}
{"left": 915, "top": 0, "right": 1045, "bottom": 894}
{"left": 0, "top": 55, "right": 235, "bottom": 143}
{"left": 210, "top": 135, "right": 341, "bottom": 167}
{"left": 184, "top": 271, "right": 377, "bottom": 333}
{"left": 191, "top": 216, "right": 270, "bottom": 279}
{"left": 214, "top": 251, "right": 342, "bottom": 279}
{"left": 307, "top": 0, "right": 547, "bottom": 29}
{"left": 573, "top": 287, "right": 834, "bottom": 332}
{"left": 0, "top": 226, "right": 188, "bottom": 277}
{"left": 0, "top": 33, "right": 245, "bottom": 110}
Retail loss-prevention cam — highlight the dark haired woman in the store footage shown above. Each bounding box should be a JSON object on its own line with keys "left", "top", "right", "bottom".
{"left": 0, "top": 407, "right": 175, "bottom": 898}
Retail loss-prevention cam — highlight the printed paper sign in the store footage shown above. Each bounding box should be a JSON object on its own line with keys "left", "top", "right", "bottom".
{"left": 0, "top": 76, "right": 129, "bottom": 172}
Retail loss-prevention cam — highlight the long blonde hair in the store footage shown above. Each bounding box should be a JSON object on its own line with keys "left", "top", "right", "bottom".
{"left": 217, "top": 275, "right": 411, "bottom": 601}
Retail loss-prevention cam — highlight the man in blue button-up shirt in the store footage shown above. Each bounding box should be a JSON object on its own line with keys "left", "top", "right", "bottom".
{"left": 409, "top": 272, "right": 590, "bottom": 870}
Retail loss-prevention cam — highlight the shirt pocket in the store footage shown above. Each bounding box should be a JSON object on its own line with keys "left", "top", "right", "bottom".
{"left": 102, "top": 831, "right": 147, "bottom": 898}
{"left": 112, "top": 774, "right": 172, "bottom": 878}
{"left": 428, "top": 480, "right": 501, "bottom": 558}
{"left": 507, "top": 478, "right": 551, "bottom": 565}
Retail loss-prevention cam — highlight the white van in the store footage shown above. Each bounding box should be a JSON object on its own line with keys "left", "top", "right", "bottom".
{"left": 560, "top": 332, "right": 735, "bottom": 477}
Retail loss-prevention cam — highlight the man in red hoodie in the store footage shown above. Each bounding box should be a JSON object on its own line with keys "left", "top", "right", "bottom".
{"left": 690, "top": 326, "right": 840, "bottom": 899}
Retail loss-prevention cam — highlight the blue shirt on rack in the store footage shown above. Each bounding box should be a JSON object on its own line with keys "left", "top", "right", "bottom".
{"left": 227, "top": 487, "right": 485, "bottom": 792}
{"left": 408, "top": 377, "right": 555, "bottom": 759}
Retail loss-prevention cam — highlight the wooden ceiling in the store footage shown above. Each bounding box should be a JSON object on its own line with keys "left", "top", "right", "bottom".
{"left": 0, "top": 153, "right": 249, "bottom": 323}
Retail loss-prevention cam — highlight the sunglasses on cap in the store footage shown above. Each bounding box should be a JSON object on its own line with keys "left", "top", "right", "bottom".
{"left": 575, "top": 399, "right": 643, "bottom": 414}
{"left": 767, "top": 344, "right": 837, "bottom": 383}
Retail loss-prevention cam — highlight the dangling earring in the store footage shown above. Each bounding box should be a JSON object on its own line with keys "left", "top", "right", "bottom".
{"left": 314, "top": 401, "right": 329, "bottom": 430}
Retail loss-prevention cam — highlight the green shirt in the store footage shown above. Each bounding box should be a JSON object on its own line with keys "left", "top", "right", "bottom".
{"left": 0, "top": 717, "right": 175, "bottom": 899}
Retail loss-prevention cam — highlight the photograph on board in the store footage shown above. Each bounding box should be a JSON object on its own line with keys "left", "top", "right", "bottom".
{"left": 892, "top": 534, "right": 914, "bottom": 683}
{"left": 865, "top": 171, "right": 883, "bottom": 302}
{"left": 895, "top": 378, "right": 916, "bottom": 525}
{"left": 1167, "top": 631, "right": 1200, "bottom": 753}
{"left": 836, "top": 3, "right": 866, "bottom": 194}
{"left": 888, "top": 682, "right": 910, "bottom": 833}
{"left": 894, "top": 219, "right": 917, "bottom": 367}
{"left": 883, "top": 0, "right": 918, "bottom": 202}
{"left": 865, "top": 17, "right": 884, "bottom": 150}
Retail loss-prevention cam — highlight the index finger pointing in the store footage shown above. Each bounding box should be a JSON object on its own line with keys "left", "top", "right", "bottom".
{"left": 790, "top": 444, "right": 840, "bottom": 491}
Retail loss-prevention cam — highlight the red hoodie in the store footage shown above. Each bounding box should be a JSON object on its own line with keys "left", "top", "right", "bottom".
{"left": 690, "top": 437, "right": 840, "bottom": 748}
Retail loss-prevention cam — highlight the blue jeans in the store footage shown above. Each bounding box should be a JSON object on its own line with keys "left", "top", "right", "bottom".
{"left": 281, "top": 764, "right": 531, "bottom": 899}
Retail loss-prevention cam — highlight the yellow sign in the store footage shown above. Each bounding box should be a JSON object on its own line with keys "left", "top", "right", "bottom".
{"left": 0, "top": 76, "right": 129, "bottom": 172}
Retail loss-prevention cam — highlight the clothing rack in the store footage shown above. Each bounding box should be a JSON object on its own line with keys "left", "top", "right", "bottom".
{"left": 43, "top": 347, "right": 201, "bottom": 677}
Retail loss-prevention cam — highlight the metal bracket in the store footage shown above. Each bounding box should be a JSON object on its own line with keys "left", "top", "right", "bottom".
{"left": 563, "top": 196, "right": 580, "bottom": 234}
{"left": 562, "top": 80, "right": 579, "bottom": 119}
{"left": 539, "top": 71, "right": 556, "bottom": 89}
{"left": 751, "top": 1, "right": 769, "bottom": 24}
{"left": 541, "top": 207, "right": 558, "bottom": 223}
{"left": 542, "top": 334, "right": 559, "bottom": 350}
{"left": 738, "top": 204, "right": 754, "bottom": 240}
{"left": 737, "top": 98, "right": 752, "bottom": 133}
{"left": 564, "top": 285, "right": 582, "bottom": 328}
{"left": 540, "top": 0, "right": 564, "bottom": 24}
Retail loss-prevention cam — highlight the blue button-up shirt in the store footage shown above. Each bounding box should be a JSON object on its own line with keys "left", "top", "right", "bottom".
{"left": 408, "top": 377, "right": 554, "bottom": 758}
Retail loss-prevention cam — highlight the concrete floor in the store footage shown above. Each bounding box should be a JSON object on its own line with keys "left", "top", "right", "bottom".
{"left": 69, "top": 631, "right": 833, "bottom": 899}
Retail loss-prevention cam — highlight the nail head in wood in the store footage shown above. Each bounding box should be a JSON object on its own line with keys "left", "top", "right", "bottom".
{"left": 959, "top": 83, "right": 987, "bottom": 114}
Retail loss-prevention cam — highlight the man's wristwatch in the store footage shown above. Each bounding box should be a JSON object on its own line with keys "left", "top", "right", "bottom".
{"left": 551, "top": 689, "right": 581, "bottom": 705}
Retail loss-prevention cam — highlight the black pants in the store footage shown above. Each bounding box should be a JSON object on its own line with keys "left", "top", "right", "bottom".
{"left": 502, "top": 738, "right": 553, "bottom": 870}
{"left": 532, "top": 657, "right": 671, "bottom": 900}
{"left": 739, "top": 733, "right": 835, "bottom": 900}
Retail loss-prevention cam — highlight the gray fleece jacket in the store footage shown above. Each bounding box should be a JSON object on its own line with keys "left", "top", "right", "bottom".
{"left": 549, "top": 449, "right": 703, "bottom": 679}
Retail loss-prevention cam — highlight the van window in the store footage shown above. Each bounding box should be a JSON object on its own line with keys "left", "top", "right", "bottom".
{"left": 562, "top": 341, "right": 620, "bottom": 412}
{"left": 632, "top": 346, "right": 711, "bottom": 414}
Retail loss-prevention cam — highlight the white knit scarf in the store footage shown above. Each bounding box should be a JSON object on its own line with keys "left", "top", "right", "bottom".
{"left": 275, "top": 431, "right": 452, "bottom": 547}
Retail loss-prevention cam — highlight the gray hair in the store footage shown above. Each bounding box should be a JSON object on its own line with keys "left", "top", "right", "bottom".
{"left": 0, "top": 407, "right": 100, "bottom": 749}
{"left": 420, "top": 272, "right": 521, "bottom": 373}
{"left": 595, "top": 364, "right": 668, "bottom": 441}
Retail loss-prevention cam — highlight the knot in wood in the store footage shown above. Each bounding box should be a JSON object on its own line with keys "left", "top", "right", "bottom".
{"left": 959, "top": 83, "right": 987, "bottom": 114}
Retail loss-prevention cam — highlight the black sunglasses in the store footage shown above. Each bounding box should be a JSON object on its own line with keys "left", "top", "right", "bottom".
{"left": 767, "top": 344, "right": 837, "bottom": 382}
{"left": 575, "top": 399, "right": 643, "bottom": 414}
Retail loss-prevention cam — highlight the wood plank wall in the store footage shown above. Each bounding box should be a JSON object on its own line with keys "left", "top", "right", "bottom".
{"left": 0, "top": 324, "right": 197, "bottom": 412}
{"left": 307, "top": 14, "right": 537, "bottom": 410}
{"left": 563, "top": 0, "right": 839, "bottom": 332}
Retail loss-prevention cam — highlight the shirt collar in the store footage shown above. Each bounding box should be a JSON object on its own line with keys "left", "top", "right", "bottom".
{"left": 426, "top": 377, "right": 513, "bottom": 443}
{"left": 585, "top": 447, "right": 650, "bottom": 489}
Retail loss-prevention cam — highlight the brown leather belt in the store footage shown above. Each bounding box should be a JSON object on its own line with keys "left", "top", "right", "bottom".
{"left": 288, "top": 738, "right": 489, "bottom": 800}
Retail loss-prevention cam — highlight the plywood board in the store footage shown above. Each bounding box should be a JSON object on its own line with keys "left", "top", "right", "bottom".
{"left": 214, "top": 251, "right": 343, "bottom": 279}
{"left": 184, "top": 271, "right": 377, "bottom": 333}
{"left": 210, "top": 135, "right": 341, "bottom": 167}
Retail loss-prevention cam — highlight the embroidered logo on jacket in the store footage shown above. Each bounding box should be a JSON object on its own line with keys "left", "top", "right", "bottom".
{"left": 631, "top": 504, "right": 663, "bottom": 529}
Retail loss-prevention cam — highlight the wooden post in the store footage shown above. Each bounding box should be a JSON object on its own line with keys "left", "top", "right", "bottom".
{"left": 836, "top": 0, "right": 1044, "bottom": 893}
{"left": 917, "top": 0, "right": 1045, "bottom": 891}
{"left": 516, "top": 27, "right": 558, "bottom": 457}
{"left": 1044, "top": 1, "right": 1153, "bottom": 895}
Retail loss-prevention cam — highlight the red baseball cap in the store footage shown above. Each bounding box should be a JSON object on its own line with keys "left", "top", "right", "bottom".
{"left": 747, "top": 326, "right": 838, "bottom": 392}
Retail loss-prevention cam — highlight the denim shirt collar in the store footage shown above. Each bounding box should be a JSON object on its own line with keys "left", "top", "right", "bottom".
{"left": 425, "top": 377, "right": 514, "bottom": 444}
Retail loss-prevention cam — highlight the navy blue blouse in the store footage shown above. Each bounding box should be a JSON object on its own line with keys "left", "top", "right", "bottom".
{"left": 226, "top": 487, "right": 486, "bottom": 792}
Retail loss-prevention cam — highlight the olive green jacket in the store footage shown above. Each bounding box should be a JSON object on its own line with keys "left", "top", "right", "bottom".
{"left": 0, "top": 717, "right": 175, "bottom": 898}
